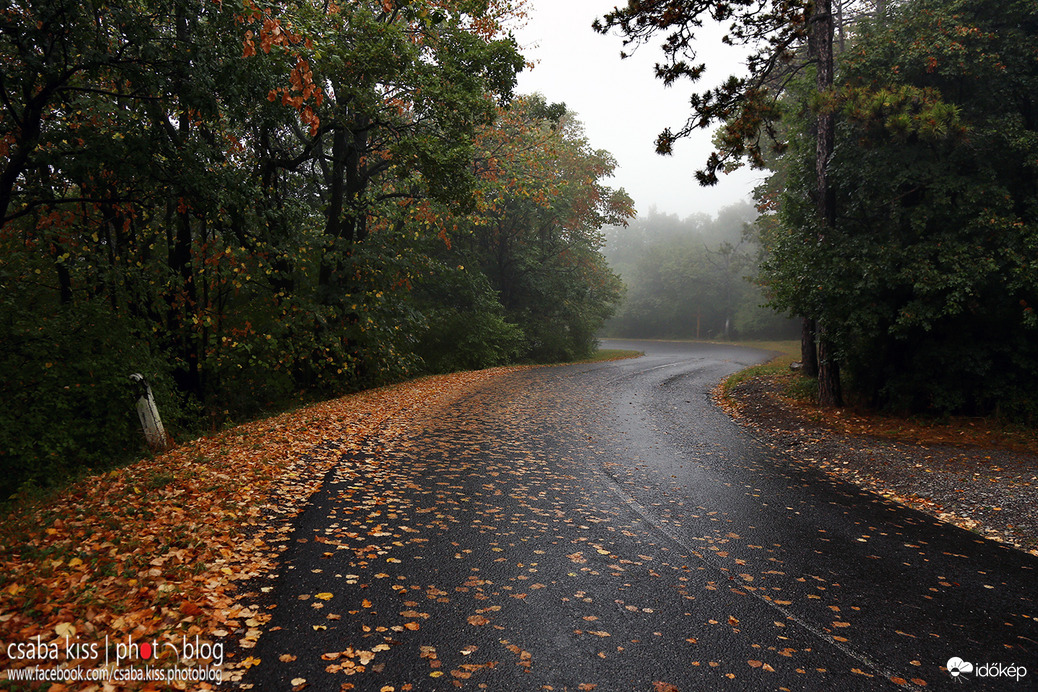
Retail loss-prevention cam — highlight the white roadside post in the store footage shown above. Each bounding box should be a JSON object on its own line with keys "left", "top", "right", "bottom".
{"left": 129, "top": 373, "right": 168, "bottom": 451}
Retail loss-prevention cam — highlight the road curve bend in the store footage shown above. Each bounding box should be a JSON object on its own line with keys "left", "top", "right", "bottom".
{"left": 243, "top": 340, "right": 1037, "bottom": 691}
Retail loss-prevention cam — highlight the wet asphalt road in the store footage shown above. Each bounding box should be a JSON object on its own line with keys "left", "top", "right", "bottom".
{"left": 243, "top": 340, "right": 1037, "bottom": 691}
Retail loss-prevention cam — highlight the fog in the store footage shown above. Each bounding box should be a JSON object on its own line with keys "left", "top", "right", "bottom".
{"left": 601, "top": 203, "right": 799, "bottom": 341}
{"left": 512, "top": 0, "right": 763, "bottom": 220}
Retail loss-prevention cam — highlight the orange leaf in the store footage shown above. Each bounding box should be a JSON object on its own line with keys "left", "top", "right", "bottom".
{"left": 180, "top": 600, "right": 203, "bottom": 617}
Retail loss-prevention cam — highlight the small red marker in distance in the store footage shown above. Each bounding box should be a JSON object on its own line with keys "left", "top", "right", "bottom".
{"left": 140, "top": 642, "right": 153, "bottom": 660}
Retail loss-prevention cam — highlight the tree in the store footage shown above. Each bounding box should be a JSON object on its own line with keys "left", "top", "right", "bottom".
{"left": 594, "top": 0, "right": 870, "bottom": 405}
{"left": 808, "top": 0, "right": 842, "bottom": 405}
{"left": 0, "top": 0, "right": 531, "bottom": 494}
{"left": 236, "top": 0, "right": 526, "bottom": 385}
{"left": 761, "top": 0, "right": 1038, "bottom": 416}
{"left": 455, "top": 96, "right": 633, "bottom": 361}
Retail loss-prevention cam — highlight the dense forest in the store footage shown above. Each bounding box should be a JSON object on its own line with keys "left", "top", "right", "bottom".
{"left": 757, "top": 0, "right": 1038, "bottom": 416}
{"left": 602, "top": 203, "right": 798, "bottom": 340}
{"left": 601, "top": 0, "right": 1038, "bottom": 418}
{"left": 0, "top": 0, "right": 630, "bottom": 498}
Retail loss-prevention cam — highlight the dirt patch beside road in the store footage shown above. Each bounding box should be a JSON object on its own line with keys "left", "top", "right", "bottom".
{"left": 719, "top": 375, "right": 1038, "bottom": 556}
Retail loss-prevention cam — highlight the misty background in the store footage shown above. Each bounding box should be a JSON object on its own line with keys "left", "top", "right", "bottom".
{"left": 600, "top": 203, "right": 799, "bottom": 342}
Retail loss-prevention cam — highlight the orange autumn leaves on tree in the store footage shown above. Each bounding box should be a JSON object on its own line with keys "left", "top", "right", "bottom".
{"left": 239, "top": 1, "right": 322, "bottom": 134}
{"left": 469, "top": 96, "right": 634, "bottom": 232}
{"left": 237, "top": 0, "right": 528, "bottom": 136}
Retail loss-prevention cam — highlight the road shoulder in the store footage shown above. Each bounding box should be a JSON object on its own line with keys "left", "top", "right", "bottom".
{"left": 717, "top": 375, "right": 1038, "bottom": 556}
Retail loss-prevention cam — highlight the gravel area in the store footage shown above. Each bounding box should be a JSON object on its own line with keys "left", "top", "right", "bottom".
{"left": 721, "top": 376, "right": 1038, "bottom": 556}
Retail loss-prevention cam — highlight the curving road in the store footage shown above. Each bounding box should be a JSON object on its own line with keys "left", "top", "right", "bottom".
{"left": 244, "top": 340, "right": 1036, "bottom": 691}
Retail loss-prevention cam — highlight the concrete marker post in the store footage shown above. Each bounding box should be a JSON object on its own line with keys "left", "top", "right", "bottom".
{"left": 129, "top": 373, "right": 167, "bottom": 451}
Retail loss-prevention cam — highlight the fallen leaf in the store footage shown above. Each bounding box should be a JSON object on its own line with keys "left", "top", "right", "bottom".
{"left": 653, "top": 683, "right": 680, "bottom": 692}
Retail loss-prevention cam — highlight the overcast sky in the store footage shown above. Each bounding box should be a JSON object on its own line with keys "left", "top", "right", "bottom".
{"left": 510, "top": 1, "right": 763, "bottom": 220}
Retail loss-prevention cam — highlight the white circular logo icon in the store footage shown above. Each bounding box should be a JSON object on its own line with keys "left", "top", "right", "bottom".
{"left": 948, "top": 657, "right": 975, "bottom": 678}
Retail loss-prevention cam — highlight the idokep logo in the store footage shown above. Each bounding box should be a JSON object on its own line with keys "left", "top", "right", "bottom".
{"left": 948, "top": 657, "right": 974, "bottom": 680}
{"left": 947, "top": 656, "right": 1029, "bottom": 683}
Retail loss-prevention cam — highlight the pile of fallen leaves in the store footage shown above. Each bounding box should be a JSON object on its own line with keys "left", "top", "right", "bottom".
{"left": 0, "top": 368, "right": 511, "bottom": 689}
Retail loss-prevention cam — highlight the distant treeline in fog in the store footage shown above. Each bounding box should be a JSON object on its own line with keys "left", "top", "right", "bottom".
{"left": 602, "top": 202, "right": 798, "bottom": 341}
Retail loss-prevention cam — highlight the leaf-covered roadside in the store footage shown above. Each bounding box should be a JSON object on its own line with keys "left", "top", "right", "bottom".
{"left": 0, "top": 368, "right": 513, "bottom": 688}
{"left": 718, "top": 371, "right": 1038, "bottom": 556}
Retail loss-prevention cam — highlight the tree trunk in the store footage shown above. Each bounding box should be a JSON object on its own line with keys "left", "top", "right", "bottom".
{"left": 319, "top": 117, "right": 370, "bottom": 301}
{"left": 319, "top": 125, "right": 348, "bottom": 297}
{"left": 801, "top": 317, "right": 818, "bottom": 377}
{"left": 817, "top": 325, "right": 843, "bottom": 406}
{"left": 811, "top": 0, "right": 843, "bottom": 407}
{"left": 0, "top": 90, "right": 50, "bottom": 228}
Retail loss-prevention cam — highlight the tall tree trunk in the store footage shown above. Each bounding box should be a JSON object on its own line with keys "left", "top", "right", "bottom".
{"left": 165, "top": 4, "right": 203, "bottom": 402}
{"left": 811, "top": 0, "right": 843, "bottom": 407}
{"left": 817, "top": 324, "right": 842, "bottom": 405}
{"left": 319, "top": 117, "right": 369, "bottom": 301}
{"left": 319, "top": 125, "right": 348, "bottom": 300}
{"left": 801, "top": 317, "right": 818, "bottom": 377}
{"left": 0, "top": 93, "right": 48, "bottom": 228}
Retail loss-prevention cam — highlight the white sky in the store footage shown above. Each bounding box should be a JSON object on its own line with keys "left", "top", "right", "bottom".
{"left": 510, "top": 1, "right": 764, "bottom": 220}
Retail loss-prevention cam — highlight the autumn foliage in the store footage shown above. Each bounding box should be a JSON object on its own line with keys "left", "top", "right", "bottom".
{"left": 0, "top": 0, "right": 625, "bottom": 496}
{"left": 0, "top": 369, "right": 508, "bottom": 685}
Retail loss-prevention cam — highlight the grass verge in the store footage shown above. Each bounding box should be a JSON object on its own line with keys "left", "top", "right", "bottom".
{"left": 578, "top": 348, "right": 644, "bottom": 363}
{"left": 719, "top": 340, "right": 806, "bottom": 399}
